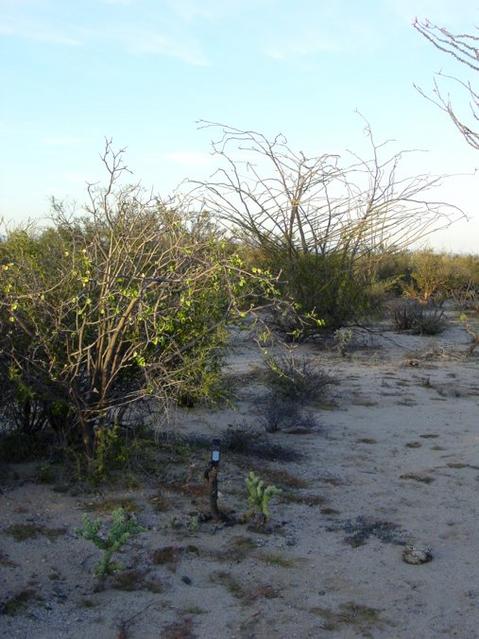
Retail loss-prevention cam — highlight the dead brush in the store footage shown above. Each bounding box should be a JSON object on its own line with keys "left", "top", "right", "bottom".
{"left": 259, "top": 394, "right": 317, "bottom": 433}
{"left": 412, "top": 305, "right": 447, "bottom": 335}
{"left": 224, "top": 425, "right": 302, "bottom": 462}
{"left": 392, "top": 300, "right": 446, "bottom": 335}
{"left": 392, "top": 299, "right": 423, "bottom": 331}
{"left": 264, "top": 350, "right": 332, "bottom": 403}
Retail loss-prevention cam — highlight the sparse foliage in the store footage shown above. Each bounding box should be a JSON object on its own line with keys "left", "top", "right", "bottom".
{"left": 192, "top": 121, "right": 462, "bottom": 327}
{"left": 264, "top": 350, "right": 331, "bottom": 402}
{"left": 392, "top": 300, "right": 423, "bottom": 331}
{"left": 414, "top": 19, "right": 479, "bottom": 149}
{"left": 392, "top": 300, "right": 446, "bottom": 335}
{"left": 259, "top": 394, "right": 299, "bottom": 433}
{"left": 459, "top": 313, "right": 479, "bottom": 355}
{"left": 334, "top": 328, "right": 354, "bottom": 357}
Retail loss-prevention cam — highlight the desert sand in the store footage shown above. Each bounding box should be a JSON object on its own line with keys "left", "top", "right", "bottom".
{"left": 1, "top": 317, "right": 479, "bottom": 639}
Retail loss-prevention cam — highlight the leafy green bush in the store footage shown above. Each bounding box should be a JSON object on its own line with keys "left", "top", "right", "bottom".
{"left": 0, "top": 143, "right": 278, "bottom": 464}
{"left": 274, "top": 251, "right": 380, "bottom": 329}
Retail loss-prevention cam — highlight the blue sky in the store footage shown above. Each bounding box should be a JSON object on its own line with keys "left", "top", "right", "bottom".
{"left": 1, "top": 0, "right": 479, "bottom": 251}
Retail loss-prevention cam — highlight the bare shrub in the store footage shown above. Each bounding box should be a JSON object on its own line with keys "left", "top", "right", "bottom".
{"left": 222, "top": 426, "right": 301, "bottom": 461}
{"left": 392, "top": 300, "right": 424, "bottom": 331}
{"left": 392, "top": 300, "right": 446, "bottom": 335}
{"left": 192, "top": 121, "right": 463, "bottom": 328}
{"left": 412, "top": 306, "right": 447, "bottom": 336}
{"left": 259, "top": 394, "right": 318, "bottom": 433}
{"left": 264, "top": 350, "right": 332, "bottom": 403}
{"left": 414, "top": 19, "right": 479, "bottom": 150}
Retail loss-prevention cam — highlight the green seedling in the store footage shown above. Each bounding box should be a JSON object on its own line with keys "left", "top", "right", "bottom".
{"left": 77, "top": 507, "right": 145, "bottom": 577}
{"left": 245, "top": 471, "right": 281, "bottom": 524}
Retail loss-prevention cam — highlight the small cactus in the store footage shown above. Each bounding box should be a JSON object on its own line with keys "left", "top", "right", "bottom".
{"left": 245, "top": 471, "right": 281, "bottom": 523}
{"left": 77, "top": 507, "right": 145, "bottom": 577}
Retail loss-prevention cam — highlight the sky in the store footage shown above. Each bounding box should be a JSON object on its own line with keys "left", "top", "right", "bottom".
{"left": 1, "top": 0, "right": 479, "bottom": 252}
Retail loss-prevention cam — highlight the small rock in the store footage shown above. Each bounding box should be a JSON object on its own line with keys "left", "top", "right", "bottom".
{"left": 181, "top": 576, "right": 192, "bottom": 585}
{"left": 402, "top": 544, "right": 433, "bottom": 565}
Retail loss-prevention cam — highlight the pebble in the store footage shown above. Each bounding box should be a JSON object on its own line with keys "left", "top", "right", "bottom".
{"left": 402, "top": 544, "right": 433, "bottom": 565}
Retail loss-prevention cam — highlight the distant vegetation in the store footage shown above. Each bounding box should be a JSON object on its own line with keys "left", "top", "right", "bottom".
{"left": 0, "top": 130, "right": 478, "bottom": 475}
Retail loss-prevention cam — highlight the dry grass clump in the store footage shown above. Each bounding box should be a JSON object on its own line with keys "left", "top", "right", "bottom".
{"left": 112, "top": 569, "right": 163, "bottom": 593}
{"left": 259, "top": 467, "right": 309, "bottom": 489}
{"left": 155, "top": 429, "right": 302, "bottom": 462}
{"left": 4, "top": 523, "right": 66, "bottom": 542}
{"left": 280, "top": 493, "right": 326, "bottom": 507}
{"left": 311, "top": 601, "right": 384, "bottom": 633}
{"left": 151, "top": 546, "right": 184, "bottom": 572}
{"left": 399, "top": 472, "right": 435, "bottom": 484}
{"left": 82, "top": 497, "right": 140, "bottom": 513}
{"left": 259, "top": 394, "right": 319, "bottom": 433}
{"left": 392, "top": 300, "right": 446, "bottom": 335}
{"left": 209, "top": 570, "right": 280, "bottom": 604}
{"left": 1, "top": 588, "right": 42, "bottom": 616}
{"left": 162, "top": 616, "right": 196, "bottom": 639}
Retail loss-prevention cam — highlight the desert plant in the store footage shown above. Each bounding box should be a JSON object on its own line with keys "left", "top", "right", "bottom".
{"left": 264, "top": 350, "right": 331, "bottom": 402}
{"left": 77, "top": 507, "right": 145, "bottom": 577}
{"left": 411, "top": 305, "right": 447, "bottom": 335}
{"left": 154, "top": 428, "right": 302, "bottom": 462}
{"left": 459, "top": 313, "right": 479, "bottom": 355}
{"left": 223, "top": 426, "right": 301, "bottom": 461}
{"left": 392, "top": 300, "right": 424, "bottom": 331}
{"left": 0, "top": 142, "right": 279, "bottom": 463}
{"left": 259, "top": 394, "right": 300, "bottom": 433}
{"left": 245, "top": 471, "right": 281, "bottom": 524}
{"left": 259, "top": 393, "right": 318, "bottom": 433}
{"left": 392, "top": 300, "right": 446, "bottom": 335}
{"left": 193, "top": 122, "right": 462, "bottom": 327}
{"left": 403, "top": 250, "right": 449, "bottom": 303}
{"left": 414, "top": 19, "right": 479, "bottom": 150}
{"left": 452, "top": 282, "right": 479, "bottom": 312}
{"left": 334, "top": 327, "right": 353, "bottom": 356}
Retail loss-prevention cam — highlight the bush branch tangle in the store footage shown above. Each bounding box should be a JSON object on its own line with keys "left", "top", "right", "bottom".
{"left": 414, "top": 19, "right": 479, "bottom": 150}
{"left": 0, "top": 141, "right": 280, "bottom": 462}
{"left": 190, "top": 121, "right": 463, "bottom": 327}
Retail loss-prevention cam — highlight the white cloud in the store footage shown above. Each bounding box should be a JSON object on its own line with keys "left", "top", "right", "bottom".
{"left": 0, "top": 4, "right": 208, "bottom": 65}
{"left": 102, "top": 0, "right": 135, "bottom": 5}
{"left": 123, "top": 30, "right": 208, "bottom": 65}
{"left": 42, "top": 136, "right": 84, "bottom": 146}
{"left": 265, "top": 36, "right": 341, "bottom": 60}
{"left": 165, "top": 0, "right": 258, "bottom": 22}
{"left": 0, "top": 20, "right": 81, "bottom": 46}
{"left": 261, "top": 4, "right": 382, "bottom": 62}
{"left": 164, "top": 151, "right": 214, "bottom": 167}
{"left": 388, "top": 0, "right": 479, "bottom": 26}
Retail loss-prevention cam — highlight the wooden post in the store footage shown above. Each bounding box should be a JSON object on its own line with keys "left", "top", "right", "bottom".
{"left": 205, "top": 464, "right": 220, "bottom": 520}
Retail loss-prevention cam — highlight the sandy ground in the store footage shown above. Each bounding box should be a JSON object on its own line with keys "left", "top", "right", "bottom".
{"left": 1, "top": 316, "right": 479, "bottom": 639}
